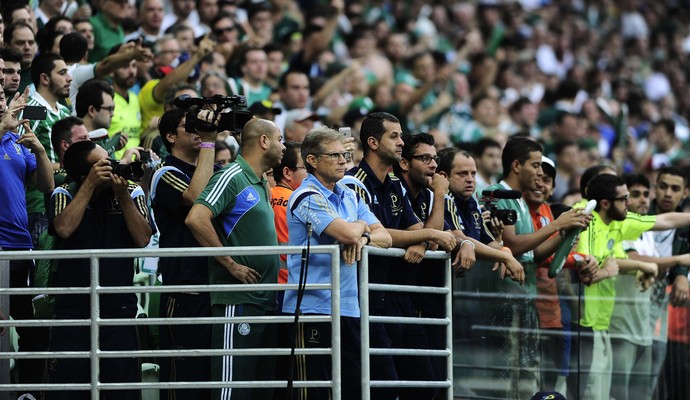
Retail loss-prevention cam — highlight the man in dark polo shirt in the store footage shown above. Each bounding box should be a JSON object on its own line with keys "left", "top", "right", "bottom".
{"left": 342, "top": 112, "right": 456, "bottom": 400}
{"left": 150, "top": 107, "right": 220, "bottom": 399}
{"left": 48, "top": 140, "right": 152, "bottom": 400}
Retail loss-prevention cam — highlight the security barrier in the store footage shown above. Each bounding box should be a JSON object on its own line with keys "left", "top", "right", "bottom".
{"left": 359, "top": 247, "right": 453, "bottom": 400}
{"left": 0, "top": 245, "right": 343, "bottom": 400}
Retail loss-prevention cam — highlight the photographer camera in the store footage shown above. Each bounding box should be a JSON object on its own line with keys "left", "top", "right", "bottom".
{"left": 150, "top": 105, "right": 223, "bottom": 400}
{"left": 48, "top": 140, "right": 152, "bottom": 400}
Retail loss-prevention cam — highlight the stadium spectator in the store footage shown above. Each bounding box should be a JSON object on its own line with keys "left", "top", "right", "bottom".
{"left": 283, "top": 126, "right": 391, "bottom": 400}
{"left": 186, "top": 118, "right": 285, "bottom": 399}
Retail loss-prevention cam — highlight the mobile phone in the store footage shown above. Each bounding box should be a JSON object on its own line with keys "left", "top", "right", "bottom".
{"left": 339, "top": 127, "right": 351, "bottom": 138}
{"left": 23, "top": 106, "right": 47, "bottom": 120}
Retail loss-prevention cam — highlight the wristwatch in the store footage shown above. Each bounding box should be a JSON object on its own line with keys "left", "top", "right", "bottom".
{"left": 361, "top": 232, "right": 371, "bottom": 245}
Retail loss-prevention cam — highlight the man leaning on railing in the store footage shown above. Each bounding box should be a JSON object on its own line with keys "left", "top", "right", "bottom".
{"left": 282, "top": 126, "right": 391, "bottom": 400}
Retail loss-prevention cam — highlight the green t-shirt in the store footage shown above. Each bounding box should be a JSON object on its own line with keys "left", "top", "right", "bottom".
{"left": 486, "top": 181, "right": 537, "bottom": 294}
{"left": 576, "top": 211, "right": 656, "bottom": 330}
{"left": 20, "top": 94, "right": 71, "bottom": 214}
{"left": 195, "top": 155, "right": 279, "bottom": 309}
{"left": 89, "top": 13, "right": 124, "bottom": 63}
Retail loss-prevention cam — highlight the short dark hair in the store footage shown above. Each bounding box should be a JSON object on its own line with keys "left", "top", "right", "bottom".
{"left": 38, "top": 16, "right": 72, "bottom": 55}
{"left": 63, "top": 140, "right": 97, "bottom": 182}
{"left": 437, "top": 147, "right": 471, "bottom": 176}
{"left": 579, "top": 164, "right": 616, "bottom": 198}
{"left": 0, "top": 47, "right": 22, "bottom": 64}
{"left": 278, "top": 69, "right": 307, "bottom": 90}
{"left": 273, "top": 141, "right": 301, "bottom": 183}
{"left": 394, "top": 132, "right": 434, "bottom": 174}
{"left": 501, "top": 136, "right": 542, "bottom": 177}
{"left": 3, "top": 21, "right": 33, "bottom": 49}
{"left": 359, "top": 111, "right": 399, "bottom": 156}
{"left": 623, "top": 173, "right": 650, "bottom": 190}
{"left": 472, "top": 138, "right": 501, "bottom": 158}
{"left": 31, "top": 53, "right": 63, "bottom": 87}
{"left": 554, "top": 139, "right": 577, "bottom": 156}
{"left": 657, "top": 166, "right": 688, "bottom": 188}
{"left": 652, "top": 118, "right": 675, "bottom": 137}
{"left": 75, "top": 79, "right": 115, "bottom": 118}
{"left": 158, "top": 108, "right": 187, "bottom": 153}
{"left": 59, "top": 32, "right": 88, "bottom": 63}
{"left": 508, "top": 96, "right": 532, "bottom": 116}
{"left": 587, "top": 174, "right": 626, "bottom": 210}
{"left": 51, "top": 116, "right": 85, "bottom": 158}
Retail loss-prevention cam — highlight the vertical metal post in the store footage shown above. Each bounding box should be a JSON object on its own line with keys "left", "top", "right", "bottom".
{"left": 330, "top": 246, "right": 341, "bottom": 400}
{"left": 359, "top": 247, "right": 370, "bottom": 400}
{"left": 89, "top": 256, "right": 100, "bottom": 400}
{"left": 0, "top": 258, "right": 9, "bottom": 400}
{"left": 445, "top": 255, "right": 454, "bottom": 399}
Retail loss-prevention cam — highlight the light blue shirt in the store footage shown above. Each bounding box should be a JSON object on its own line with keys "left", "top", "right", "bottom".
{"left": 282, "top": 174, "right": 379, "bottom": 317}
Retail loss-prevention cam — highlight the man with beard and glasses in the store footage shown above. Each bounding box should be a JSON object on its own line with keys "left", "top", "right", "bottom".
{"left": 575, "top": 171, "right": 690, "bottom": 400}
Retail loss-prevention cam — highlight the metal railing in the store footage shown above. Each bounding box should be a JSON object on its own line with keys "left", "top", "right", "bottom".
{"left": 359, "top": 247, "right": 453, "bottom": 400}
{"left": 0, "top": 245, "right": 342, "bottom": 400}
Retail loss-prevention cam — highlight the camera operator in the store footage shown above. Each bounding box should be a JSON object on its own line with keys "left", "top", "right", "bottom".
{"left": 482, "top": 136, "right": 590, "bottom": 399}
{"left": 150, "top": 107, "right": 221, "bottom": 399}
{"left": 47, "top": 140, "right": 152, "bottom": 400}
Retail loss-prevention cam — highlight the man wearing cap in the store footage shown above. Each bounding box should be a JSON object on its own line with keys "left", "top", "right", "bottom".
{"left": 524, "top": 156, "right": 597, "bottom": 392}
{"left": 483, "top": 136, "right": 590, "bottom": 399}
{"left": 249, "top": 100, "right": 282, "bottom": 121}
{"left": 284, "top": 108, "right": 319, "bottom": 142}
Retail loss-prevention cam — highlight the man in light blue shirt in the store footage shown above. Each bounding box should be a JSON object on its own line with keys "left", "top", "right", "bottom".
{"left": 283, "top": 126, "right": 391, "bottom": 400}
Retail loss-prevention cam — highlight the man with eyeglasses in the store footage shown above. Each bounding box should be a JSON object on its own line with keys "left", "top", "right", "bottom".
{"left": 75, "top": 79, "right": 123, "bottom": 156}
{"left": 283, "top": 126, "right": 391, "bottom": 400}
{"left": 574, "top": 171, "right": 690, "bottom": 400}
{"left": 342, "top": 112, "right": 457, "bottom": 400}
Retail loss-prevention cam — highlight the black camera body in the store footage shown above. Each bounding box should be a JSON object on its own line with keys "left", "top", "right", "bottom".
{"left": 174, "top": 94, "right": 253, "bottom": 134}
{"left": 483, "top": 201, "right": 518, "bottom": 226}
{"left": 481, "top": 189, "right": 521, "bottom": 226}
{"left": 109, "top": 159, "right": 145, "bottom": 181}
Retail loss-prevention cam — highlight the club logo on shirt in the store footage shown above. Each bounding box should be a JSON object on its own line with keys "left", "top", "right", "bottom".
{"left": 307, "top": 328, "right": 320, "bottom": 343}
{"left": 237, "top": 323, "right": 251, "bottom": 336}
{"left": 607, "top": 239, "right": 614, "bottom": 250}
{"left": 390, "top": 193, "right": 402, "bottom": 216}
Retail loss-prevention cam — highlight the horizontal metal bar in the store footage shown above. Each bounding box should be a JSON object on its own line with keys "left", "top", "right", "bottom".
{"left": 0, "top": 347, "right": 333, "bottom": 360}
{"left": 0, "top": 314, "right": 331, "bottom": 328}
{"left": 368, "top": 283, "right": 449, "bottom": 295}
{"left": 0, "top": 380, "right": 334, "bottom": 391}
{"left": 368, "top": 316, "right": 449, "bottom": 326}
{"left": 0, "top": 282, "right": 330, "bottom": 296}
{"left": 0, "top": 245, "right": 339, "bottom": 260}
{"left": 370, "top": 380, "right": 451, "bottom": 388}
{"left": 369, "top": 348, "right": 450, "bottom": 357}
{"left": 364, "top": 247, "right": 450, "bottom": 260}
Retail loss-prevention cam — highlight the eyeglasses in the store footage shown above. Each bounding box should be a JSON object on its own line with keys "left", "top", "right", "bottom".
{"left": 611, "top": 194, "right": 630, "bottom": 202}
{"left": 213, "top": 27, "right": 235, "bottom": 35}
{"left": 159, "top": 49, "right": 181, "bottom": 55}
{"left": 630, "top": 190, "right": 650, "bottom": 198}
{"left": 99, "top": 105, "right": 115, "bottom": 113}
{"left": 319, "top": 152, "right": 349, "bottom": 161}
{"left": 410, "top": 154, "right": 439, "bottom": 164}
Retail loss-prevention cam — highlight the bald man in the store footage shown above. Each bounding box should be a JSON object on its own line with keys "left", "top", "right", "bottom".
{"left": 186, "top": 118, "right": 285, "bottom": 399}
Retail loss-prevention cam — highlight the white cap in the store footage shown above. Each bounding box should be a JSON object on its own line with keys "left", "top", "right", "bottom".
{"left": 88, "top": 128, "right": 108, "bottom": 140}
